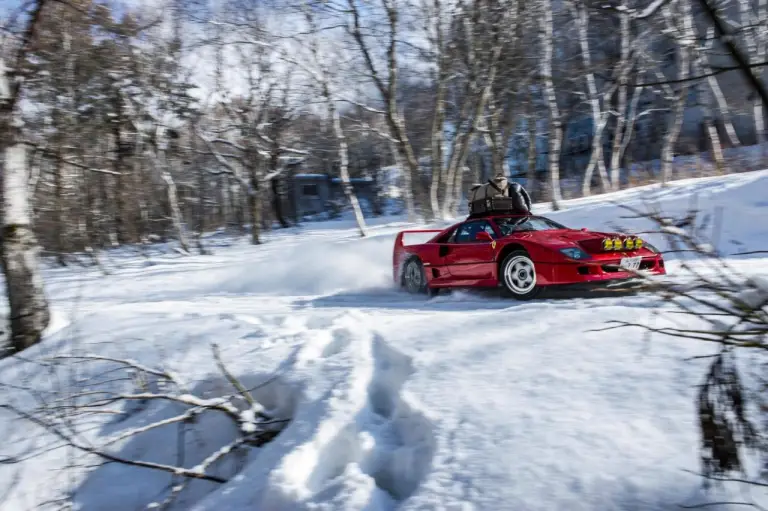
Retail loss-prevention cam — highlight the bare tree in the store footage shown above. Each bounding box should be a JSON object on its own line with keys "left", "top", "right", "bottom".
{"left": 736, "top": 0, "right": 767, "bottom": 145}
{"left": 600, "top": 3, "right": 630, "bottom": 191}
{"left": 346, "top": 0, "right": 431, "bottom": 220}
{"left": 424, "top": 0, "right": 451, "bottom": 219}
{"left": 568, "top": 0, "right": 614, "bottom": 196}
{"left": 595, "top": 202, "right": 768, "bottom": 508}
{"left": 702, "top": 26, "right": 743, "bottom": 148}
{"left": 0, "top": 1, "right": 51, "bottom": 354}
{"left": 440, "top": 0, "right": 513, "bottom": 218}
{"left": 0, "top": 345, "right": 288, "bottom": 508}
{"left": 285, "top": 3, "right": 368, "bottom": 237}
{"left": 195, "top": 6, "right": 307, "bottom": 244}
{"left": 538, "top": 0, "right": 564, "bottom": 208}
{"left": 660, "top": 3, "right": 692, "bottom": 186}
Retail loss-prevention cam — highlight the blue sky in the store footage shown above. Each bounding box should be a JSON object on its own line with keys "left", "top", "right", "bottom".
{"left": 0, "top": 0, "right": 23, "bottom": 13}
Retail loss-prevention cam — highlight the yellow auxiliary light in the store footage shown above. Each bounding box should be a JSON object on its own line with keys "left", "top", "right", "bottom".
{"left": 635, "top": 238, "right": 643, "bottom": 250}
{"left": 603, "top": 238, "right": 614, "bottom": 250}
{"left": 625, "top": 238, "right": 635, "bottom": 250}
{"left": 613, "top": 238, "right": 622, "bottom": 251}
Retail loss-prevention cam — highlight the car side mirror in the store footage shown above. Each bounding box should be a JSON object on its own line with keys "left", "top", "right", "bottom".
{"left": 475, "top": 231, "right": 493, "bottom": 242}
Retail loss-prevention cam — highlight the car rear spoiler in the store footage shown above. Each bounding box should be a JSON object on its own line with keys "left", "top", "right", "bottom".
{"left": 393, "top": 229, "right": 445, "bottom": 247}
{"left": 392, "top": 229, "right": 444, "bottom": 283}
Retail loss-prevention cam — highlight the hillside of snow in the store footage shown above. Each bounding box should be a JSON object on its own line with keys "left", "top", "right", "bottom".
{"left": 1, "top": 170, "right": 768, "bottom": 510}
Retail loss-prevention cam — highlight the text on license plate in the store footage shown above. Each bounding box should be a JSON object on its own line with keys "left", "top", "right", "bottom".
{"left": 619, "top": 256, "right": 642, "bottom": 271}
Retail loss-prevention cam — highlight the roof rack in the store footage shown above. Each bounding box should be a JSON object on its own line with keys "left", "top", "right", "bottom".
{"left": 466, "top": 211, "right": 532, "bottom": 220}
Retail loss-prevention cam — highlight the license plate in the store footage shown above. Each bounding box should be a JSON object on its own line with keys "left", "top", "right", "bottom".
{"left": 619, "top": 256, "right": 642, "bottom": 271}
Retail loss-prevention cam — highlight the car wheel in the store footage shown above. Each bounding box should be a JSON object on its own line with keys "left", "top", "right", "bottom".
{"left": 500, "top": 250, "right": 543, "bottom": 300}
{"left": 401, "top": 257, "right": 436, "bottom": 296}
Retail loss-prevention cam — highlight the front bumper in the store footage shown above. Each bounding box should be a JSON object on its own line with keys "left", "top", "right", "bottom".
{"left": 535, "top": 254, "right": 666, "bottom": 286}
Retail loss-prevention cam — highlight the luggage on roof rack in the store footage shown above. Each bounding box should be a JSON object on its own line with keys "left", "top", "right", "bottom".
{"left": 467, "top": 175, "right": 531, "bottom": 216}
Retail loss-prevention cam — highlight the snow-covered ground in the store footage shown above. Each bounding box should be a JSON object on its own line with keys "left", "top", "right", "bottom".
{"left": 2, "top": 171, "right": 768, "bottom": 510}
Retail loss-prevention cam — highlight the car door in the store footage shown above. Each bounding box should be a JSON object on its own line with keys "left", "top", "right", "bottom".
{"left": 441, "top": 220, "right": 499, "bottom": 281}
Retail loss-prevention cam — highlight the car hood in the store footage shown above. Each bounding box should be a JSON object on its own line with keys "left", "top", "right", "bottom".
{"left": 506, "top": 228, "right": 616, "bottom": 253}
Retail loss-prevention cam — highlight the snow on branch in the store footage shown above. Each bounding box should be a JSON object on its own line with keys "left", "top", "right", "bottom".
{"left": 600, "top": 0, "right": 676, "bottom": 19}
{"left": 588, "top": 201, "right": 767, "bottom": 504}
{"left": 1, "top": 345, "right": 290, "bottom": 507}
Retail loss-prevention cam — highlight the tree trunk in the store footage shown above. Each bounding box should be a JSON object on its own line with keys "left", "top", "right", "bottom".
{"left": 1, "top": 141, "right": 51, "bottom": 354}
{"left": 389, "top": 139, "right": 416, "bottom": 222}
{"left": 693, "top": 52, "right": 726, "bottom": 172}
{"left": 571, "top": 0, "right": 611, "bottom": 196}
{"left": 54, "top": 145, "right": 68, "bottom": 266}
{"left": 617, "top": 86, "right": 643, "bottom": 171}
{"left": 249, "top": 167, "right": 262, "bottom": 244}
{"left": 154, "top": 145, "right": 190, "bottom": 253}
{"left": 428, "top": 3, "right": 447, "bottom": 219}
{"left": 0, "top": 10, "right": 51, "bottom": 352}
{"left": 196, "top": 162, "right": 208, "bottom": 255}
{"left": 539, "top": 0, "right": 563, "bottom": 209}
{"left": 661, "top": 6, "right": 691, "bottom": 185}
{"left": 609, "top": 7, "right": 631, "bottom": 191}
{"left": 332, "top": 105, "right": 367, "bottom": 237}
{"left": 526, "top": 101, "right": 538, "bottom": 201}
{"left": 702, "top": 27, "right": 742, "bottom": 147}
{"left": 429, "top": 84, "right": 446, "bottom": 219}
{"left": 162, "top": 170, "right": 190, "bottom": 254}
{"left": 270, "top": 176, "right": 289, "bottom": 228}
{"left": 444, "top": 11, "right": 509, "bottom": 218}
{"left": 738, "top": 0, "right": 766, "bottom": 145}
{"left": 755, "top": 4, "right": 766, "bottom": 150}
{"left": 111, "top": 98, "right": 129, "bottom": 244}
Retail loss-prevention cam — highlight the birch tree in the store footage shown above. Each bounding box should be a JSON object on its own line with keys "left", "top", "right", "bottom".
{"left": 608, "top": 2, "right": 632, "bottom": 191}
{"left": 660, "top": 2, "right": 692, "bottom": 186}
{"left": 702, "top": 27, "right": 742, "bottom": 148}
{"left": 538, "top": 0, "right": 563, "bottom": 208}
{"left": 291, "top": 4, "right": 367, "bottom": 237}
{"left": 0, "top": 0, "right": 51, "bottom": 354}
{"left": 441, "top": 0, "right": 513, "bottom": 218}
{"left": 196, "top": 9, "right": 307, "bottom": 244}
{"left": 568, "top": 0, "right": 613, "bottom": 196}
{"left": 424, "top": 0, "right": 451, "bottom": 218}
{"left": 737, "top": 0, "right": 766, "bottom": 145}
{"left": 346, "top": 0, "right": 431, "bottom": 220}
{"left": 690, "top": 27, "right": 726, "bottom": 171}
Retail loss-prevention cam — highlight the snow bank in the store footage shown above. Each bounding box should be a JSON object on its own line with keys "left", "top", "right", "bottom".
{"left": 185, "top": 312, "right": 436, "bottom": 511}
{"left": 539, "top": 169, "right": 768, "bottom": 257}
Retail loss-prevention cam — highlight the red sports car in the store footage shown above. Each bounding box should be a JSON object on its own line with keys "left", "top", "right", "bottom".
{"left": 392, "top": 213, "right": 666, "bottom": 300}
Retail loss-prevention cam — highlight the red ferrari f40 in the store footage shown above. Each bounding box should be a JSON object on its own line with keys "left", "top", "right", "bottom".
{"left": 392, "top": 214, "right": 666, "bottom": 300}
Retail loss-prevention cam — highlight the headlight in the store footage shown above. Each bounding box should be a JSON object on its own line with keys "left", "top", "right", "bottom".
{"left": 560, "top": 247, "right": 592, "bottom": 260}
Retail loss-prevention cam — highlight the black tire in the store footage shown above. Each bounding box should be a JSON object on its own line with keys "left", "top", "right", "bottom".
{"left": 499, "top": 250, "right": 543, "bottom": 300}
{"left": 401, "top": 257, "right": 437, "bottom": 296}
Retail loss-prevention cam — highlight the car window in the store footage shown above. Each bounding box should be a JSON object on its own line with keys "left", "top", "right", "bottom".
{"left": 453, "top": 220, "right": 497, "bottom": 243}
{"left": 493, "top": 216, "right": 567, "bottom": 236}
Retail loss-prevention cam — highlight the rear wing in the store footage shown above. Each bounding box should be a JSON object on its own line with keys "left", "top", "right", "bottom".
{"left": 392, "top": 229, "right": 445, "bottom": 283}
